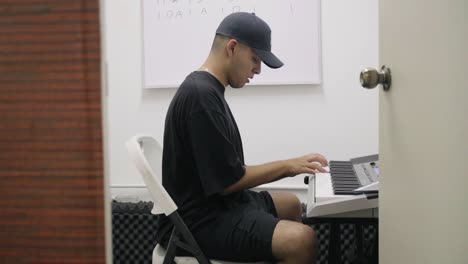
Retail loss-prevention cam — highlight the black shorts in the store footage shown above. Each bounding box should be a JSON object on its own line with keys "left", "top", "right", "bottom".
{"left": 192, "top": 190, "right": 279, "bottom": 262}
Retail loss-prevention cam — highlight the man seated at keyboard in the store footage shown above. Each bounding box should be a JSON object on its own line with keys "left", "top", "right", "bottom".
{"left": 157, "top": 12, "right": 328, "bottom": 264}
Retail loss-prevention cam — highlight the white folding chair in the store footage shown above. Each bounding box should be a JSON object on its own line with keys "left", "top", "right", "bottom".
{"left": 125, "top": 135, "right": 270, "bottom": 264}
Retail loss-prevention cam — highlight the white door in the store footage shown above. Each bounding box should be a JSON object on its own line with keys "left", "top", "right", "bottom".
{"left": 379, "top": 0, "right": 468, "bottom": 263}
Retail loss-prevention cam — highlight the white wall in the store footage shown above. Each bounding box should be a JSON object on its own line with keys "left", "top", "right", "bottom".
{"left": 104, "top": 0, "right": 379, "bottom": 202}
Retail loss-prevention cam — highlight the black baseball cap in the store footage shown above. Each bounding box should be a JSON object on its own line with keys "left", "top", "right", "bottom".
{"left": 216, "top": 12, "right": 284, "bottom": 69}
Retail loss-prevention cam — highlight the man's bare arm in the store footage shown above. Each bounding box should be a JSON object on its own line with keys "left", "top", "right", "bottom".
{"left": 223, "top": 153, "right": 328, "bottom": 194}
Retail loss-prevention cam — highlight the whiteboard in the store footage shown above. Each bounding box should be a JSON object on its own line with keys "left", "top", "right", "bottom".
{"left": 142, "top": 0, "right": 321, "bottom": 88}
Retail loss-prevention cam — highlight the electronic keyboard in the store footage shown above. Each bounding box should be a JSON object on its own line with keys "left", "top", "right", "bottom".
{"left": 305, "top": 154, "right": 380, "bottom": 217}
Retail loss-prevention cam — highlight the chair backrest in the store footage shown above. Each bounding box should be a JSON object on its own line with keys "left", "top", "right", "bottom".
{"left": 125, "top": 134, "right": 177, "bottom": 216}
{"left": 127, "top": 135, "right": 270, "bottom": 264}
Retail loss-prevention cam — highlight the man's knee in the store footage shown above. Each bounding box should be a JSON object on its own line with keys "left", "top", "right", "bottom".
{"left": 290, "top": 225, "right": 316, "bottom": 254}
{"left": 288, "top": 194, "right": 303, "bottom": 219}
{"left": 272, "top": 221, "right": 317, "bottom": 262}
{"left": 270, "top": 192, "right": 303, "bottom": 222}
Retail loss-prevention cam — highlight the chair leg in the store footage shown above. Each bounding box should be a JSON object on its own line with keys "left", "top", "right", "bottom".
{"left": 168, "top": 212, "right": 211, "bottom": 264}
{"left": 163, "top": 227, "right": 178, "bottom": 264}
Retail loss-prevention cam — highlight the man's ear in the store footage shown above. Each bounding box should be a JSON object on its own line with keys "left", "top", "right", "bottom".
{"left": 226, "top": 39, "right": 238, "bottom": 57}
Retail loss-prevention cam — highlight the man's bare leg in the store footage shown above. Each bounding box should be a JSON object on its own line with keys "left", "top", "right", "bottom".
{"left": 270, "top": 192, "right": 317, "bottom": 263}
{"left": 270, "top": 192, "right": 303, "bottom": 222}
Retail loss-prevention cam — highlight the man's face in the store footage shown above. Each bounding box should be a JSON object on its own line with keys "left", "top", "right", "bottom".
{"left": 227, "top": 43, "right": 262, "bottom": 88}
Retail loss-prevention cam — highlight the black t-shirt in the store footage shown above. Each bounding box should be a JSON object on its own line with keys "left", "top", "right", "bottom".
{"left": 156, "top": 71, "right": 247, "bottom": 243}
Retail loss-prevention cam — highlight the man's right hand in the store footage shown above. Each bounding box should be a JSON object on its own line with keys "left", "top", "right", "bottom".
{"left": 285, "top": 153, "right": 329, "bottom": 177}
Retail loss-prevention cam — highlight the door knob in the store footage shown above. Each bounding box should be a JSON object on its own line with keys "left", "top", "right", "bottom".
{"left": 360, "top": 65, "right": 391, "bottom": 91}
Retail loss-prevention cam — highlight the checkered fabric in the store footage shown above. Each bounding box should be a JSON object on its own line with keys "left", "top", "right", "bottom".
{"left": 112, "top": 201, "right": 158, "bottom": 264}
{"left": 310, "top": 223, "right": 331, "bottom": 264}
{"left": 340, "top": 224, "right": 357, "bottom": 264}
